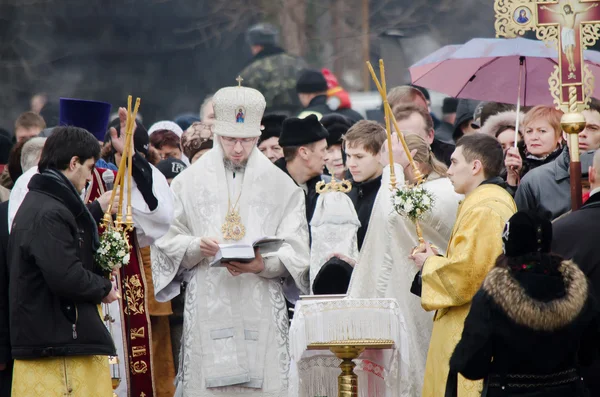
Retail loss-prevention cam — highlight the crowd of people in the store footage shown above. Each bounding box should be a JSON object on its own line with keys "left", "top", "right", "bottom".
{"left": 0, "top": 22, "right": 599, "bottom": 397}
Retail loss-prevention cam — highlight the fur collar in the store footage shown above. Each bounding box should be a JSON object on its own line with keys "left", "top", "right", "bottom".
{"left": 29, "top": 171, "right": 87, "bottom": 219}
{"left": 483, "top": 260, "right": 588, "bottom": 331}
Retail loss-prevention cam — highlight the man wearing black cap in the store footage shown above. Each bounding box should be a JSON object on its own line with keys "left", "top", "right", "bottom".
{"left": 320, "top": 113, "right": 353, "bottom": 181}
{"left": 453, "top": 99, "right": 481, "bottom": 141}
{"left": 275, "top": 115, "right": 329, "bottom": 225}
{"left": 435, "top": 97, "right": 458, "bottom": 146}
{"left": 258, "top": 114, "right": 286, "bottom": 163}
{"left": 156, "top": 158, "right": 187, "bottom": 185}
{"left": 296, "top": 69, "right": 363, "bottom": 123}
{"left": 239, "top": 23, "right": 306, "bottom": 116}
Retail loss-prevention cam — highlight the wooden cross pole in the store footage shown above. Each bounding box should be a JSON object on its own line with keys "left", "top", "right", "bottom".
{"left": 494, "top": 0, "right": 600, "bottom": 210}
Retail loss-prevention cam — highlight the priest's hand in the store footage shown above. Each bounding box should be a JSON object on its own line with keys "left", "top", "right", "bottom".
{"left": 226, "top": 247, "right": 264, "bottom": 276}
{"left": 409, "top": 241, "right": 436, "bottom": 270}
{"left": 109, "top": 107, "right": 136, "bottom": 155}
{"left": 97, "top": 190, "right": 120, "bottom": 214}
{"left": 200, "top": 237, "right": 221, "bottom": 257}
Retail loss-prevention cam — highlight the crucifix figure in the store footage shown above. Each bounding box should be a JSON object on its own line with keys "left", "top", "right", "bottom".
{"left": 236, "top": 75, "right": 244, "bottom": 87}
{"left": 539, "top": 1, "right": 600, "bottom": 78}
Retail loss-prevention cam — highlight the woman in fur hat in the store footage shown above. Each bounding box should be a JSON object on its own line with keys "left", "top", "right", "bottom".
{"left": 446, "top": 211, "right": 600, "bottom": 397}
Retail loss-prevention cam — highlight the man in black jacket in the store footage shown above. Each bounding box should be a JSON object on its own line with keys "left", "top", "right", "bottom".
{"left": 275, "top": 115, "right": 329, "bottom": 227}
{"left": 296, "top": 69, "right": 364, "bottom": 123}
{"left": 552, "top": 148, "right": 600, "bottom": 396}
{"left": 8, "top": 126, "right": 119, "bottom": 395}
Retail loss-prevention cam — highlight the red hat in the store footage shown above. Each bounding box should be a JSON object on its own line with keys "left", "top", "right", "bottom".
{"left": 321, "top": 68, "right": 352, "bottom": 110}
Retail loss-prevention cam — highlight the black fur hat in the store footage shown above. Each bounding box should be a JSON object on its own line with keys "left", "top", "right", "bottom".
{"left": 320, "top": 113, "right": 353, "bottom": 147}
{"left": 279, "top": 115, "right": 329, "bottom": 147}
{"left": 259, "top": 114, "right": 286, "bottom": 145}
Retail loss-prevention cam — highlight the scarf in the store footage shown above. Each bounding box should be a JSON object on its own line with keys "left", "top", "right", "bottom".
{"left": 42, "top": 168, "right": 101, "bottom": 251}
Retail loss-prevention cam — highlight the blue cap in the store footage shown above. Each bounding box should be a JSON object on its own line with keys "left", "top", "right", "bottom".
{"left": 59, "top": 98, "right": 112, "bottom": 141}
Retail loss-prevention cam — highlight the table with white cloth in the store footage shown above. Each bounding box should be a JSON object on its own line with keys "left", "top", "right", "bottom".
{"left": 289, "top": 298, "right": 409, "bottom": 397}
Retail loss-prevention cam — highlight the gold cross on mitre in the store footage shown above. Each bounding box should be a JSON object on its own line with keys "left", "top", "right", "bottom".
{"left": 494, "top": 0, "right": 600, "bottom": 113}
{"left": 236, "top": 75, "right": 244, "bottom": 87}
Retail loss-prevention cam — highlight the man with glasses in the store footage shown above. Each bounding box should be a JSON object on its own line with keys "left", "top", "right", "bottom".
{"left": 152, "top": 83, "right": 310, "bottom": 396}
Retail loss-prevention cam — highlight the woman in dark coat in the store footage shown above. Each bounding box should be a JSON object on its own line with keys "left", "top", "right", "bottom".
{"left": 504, "top": 106, "right": 564, "bottom": 190}
{"left": 446, "top": 211, "right": 600, "bottom": 397}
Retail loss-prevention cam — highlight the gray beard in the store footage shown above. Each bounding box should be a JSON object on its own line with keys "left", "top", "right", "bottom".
{"left": 223, "top": 157, "right": 248, "bottom": 173}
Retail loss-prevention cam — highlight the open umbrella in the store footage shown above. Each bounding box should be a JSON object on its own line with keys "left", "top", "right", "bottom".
{"left": 409, "top": 37, "right": 600, "bottom": 107}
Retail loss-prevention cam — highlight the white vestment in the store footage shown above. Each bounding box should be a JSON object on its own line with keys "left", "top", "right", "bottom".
{"left": 348, "top": 167, "right": 462, "bottom": 397}
{"left": 8, "top": 164, "right": 174, "bottom": 397}
{"left": 309, "top": 191, "right": 360, "bottom": 292}
{"left": 152, "top": 143, "right": 310, "bottom": 397}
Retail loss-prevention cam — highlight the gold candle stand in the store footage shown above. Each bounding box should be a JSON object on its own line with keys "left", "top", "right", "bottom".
{"left": 308, "top": 340, "right": 395, "bottom": 397}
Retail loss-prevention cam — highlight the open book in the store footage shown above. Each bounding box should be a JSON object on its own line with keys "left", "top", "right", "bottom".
{"left": 209, "top": 237, "right": 284, "bottom": 268}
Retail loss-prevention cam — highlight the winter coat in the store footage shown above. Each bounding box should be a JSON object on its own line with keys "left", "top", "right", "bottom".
{"left": 553, "top": 191, "right": 600, "bottom": 395}
{"left": 239, "top": 45, "right": 306, "bottom": 116}
{"left": 274, "top": 157, "right": 321, "bottom": 226}
{"left": 8, "top": 170, "right": 114, "bottom": 359}
{"left": 447, "top": 259, "right": 600, "bottom": 397}
{"left": 515, "top": 147, "right": 596, "bottom": 220}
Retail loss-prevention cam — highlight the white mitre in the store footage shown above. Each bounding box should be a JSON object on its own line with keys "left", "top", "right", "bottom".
{"left": 213, "top": 84, "right": 266, "bottom": 138}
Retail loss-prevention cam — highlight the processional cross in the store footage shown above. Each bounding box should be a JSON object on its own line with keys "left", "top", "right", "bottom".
{"left": 495, "top": 0, "right": 600, "bottom": 210}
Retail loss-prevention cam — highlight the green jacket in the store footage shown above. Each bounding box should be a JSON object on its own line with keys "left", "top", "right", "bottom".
{"left": 239, "top": 46, "right": 306, "bottom": 116}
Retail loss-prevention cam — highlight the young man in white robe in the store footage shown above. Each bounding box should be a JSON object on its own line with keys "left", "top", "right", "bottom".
{"left": 151, "top": 83, "right": 310, "bottom": 396}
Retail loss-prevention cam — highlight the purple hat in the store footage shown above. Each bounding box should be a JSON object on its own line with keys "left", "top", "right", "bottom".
{"left": 59, "top": 98, "right": 112, "bottom": 141}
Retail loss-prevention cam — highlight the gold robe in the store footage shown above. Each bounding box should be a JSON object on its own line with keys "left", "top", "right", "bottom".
{"left": 12, "top": 355, "right": 112, "bottom": 396}
{"left": 420, "top": 184, "right": 516, "bottom": 397}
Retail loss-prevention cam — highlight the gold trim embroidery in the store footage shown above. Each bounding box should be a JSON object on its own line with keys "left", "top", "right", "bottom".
{"left": 130, "top": 327, "right": 145, "bottom": 340}
{"left": 130, "top": 360, "right": 148, "bottom": 375}
{"left": 132, "top": 346, "right": 147, "bottom": 357}
{"left": 123, "top": 275, "right": 145, "bottom": 315}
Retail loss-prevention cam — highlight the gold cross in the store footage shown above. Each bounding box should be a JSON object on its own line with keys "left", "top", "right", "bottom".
{"left": 236, "top": 75, "right": 244, "bottom": 87}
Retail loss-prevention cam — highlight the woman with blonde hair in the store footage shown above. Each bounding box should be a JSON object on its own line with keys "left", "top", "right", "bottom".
{"left": 403, "top": 133, "right": 449, "bottom": 184}
{"left": 505, "top": 106, "right": 564, "bottom": 188}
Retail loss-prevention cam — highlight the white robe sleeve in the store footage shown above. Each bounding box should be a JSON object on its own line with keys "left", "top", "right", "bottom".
{"left": 268, "top": 188, "right": 311, "bottom": 298}
{"left": 152, "top": 178, "right": 205, "bottom": 301}
{"left": 130, "top": 164, "right": 175, "bottom": 248}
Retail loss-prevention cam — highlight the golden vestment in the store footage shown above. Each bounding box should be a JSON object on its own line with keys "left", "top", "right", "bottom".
{"left": 12, "top": 355, "right": 111, "bottom": 397}
{"left": 421, "top": 184, "right": 516, "bottom": 397}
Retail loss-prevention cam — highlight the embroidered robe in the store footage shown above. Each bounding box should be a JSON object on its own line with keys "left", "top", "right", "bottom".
{"left": 152, "top": 144, "right": 310, "bottom": 397}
